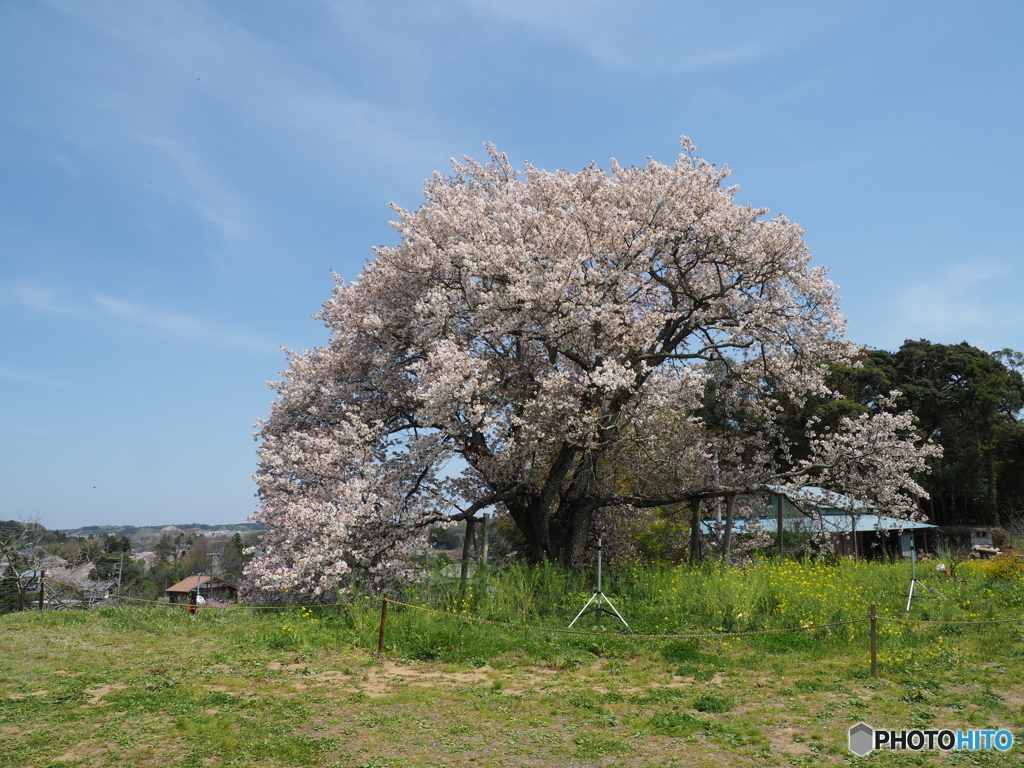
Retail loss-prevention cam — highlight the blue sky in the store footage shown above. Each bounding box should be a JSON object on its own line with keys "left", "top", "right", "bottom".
{"left": 2, "top": 1, "right": 1022, "bottom": 530}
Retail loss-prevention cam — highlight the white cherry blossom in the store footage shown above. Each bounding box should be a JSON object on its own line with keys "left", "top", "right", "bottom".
{"left": 246, "top": 139, "right": 938, "bottom": 593}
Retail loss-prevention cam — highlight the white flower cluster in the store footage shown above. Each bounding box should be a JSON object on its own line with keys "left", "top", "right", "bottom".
{"left": 246, "top": 139, "right": 939, "bottom": 584}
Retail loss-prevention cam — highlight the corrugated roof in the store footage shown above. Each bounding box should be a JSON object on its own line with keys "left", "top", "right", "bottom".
{"left": 701, "top": 514, "right": 937, "bottom": 535}
{"left": 766, "top": 486, "right": 874, "bottom": 511}
{"left": 165, "top": 575, "right": 215, "bottom": 593}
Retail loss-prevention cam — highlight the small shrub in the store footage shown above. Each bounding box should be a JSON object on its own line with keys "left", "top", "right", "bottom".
{"left": 567, "top": 692, "right": 607, "bottom": 713}
{"left": 574, "top": 732, "right": 632, "bottom": 757}
{"left": 631, "top": 687, "right": 689, "bottom": 705}
{"left": 675, "top": 664, "right": 716, "bottom": 681}
{"left": 968, "top": 555, "right": 1024, "bottom": 581}
{"left": 745, "top": 631, "right": 819, "bottom": 654}
{"left": 693, "top": 693, "right": 733, "bottom": 713}
{"left": 649, "top": 711, "right": 704, "bottom": 737}
{"left": 661, "top": 640, "right": 717, "bottom": 664}
{"left": 261, "top": 626, "right": 301, "bottom": 651}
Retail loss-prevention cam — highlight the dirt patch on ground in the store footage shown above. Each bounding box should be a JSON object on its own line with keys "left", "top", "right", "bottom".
{"left": 298, "top": 659, "right": 714, "bottom": 703}
{"left": 311, "top": 670, "right": 348, "bottom": 680}
{"left": 84, "top": 683, "right": 127, "bottom": 704}
{"left": 1002, "top": 691, "right": 1024, "bottom": 711}
{"left": 768, "top": 727, "right": 816, "bottom": 756}
{"left": 200, "top": 684, "right": 243, "bottom": 696}
{"left": 267, "top": 661, "right": 309, "bottom": 671}
{"left": 5, "top": 689, "right": 50, "bottom": 700}
{"left": 356, "top": 661, "right": 493, "bottom": 696}
{"left": 51, "top": 670, "right": 84, "bottom": 677}
{"left": 54, "top": 739, "right": 107, "bottom": 764}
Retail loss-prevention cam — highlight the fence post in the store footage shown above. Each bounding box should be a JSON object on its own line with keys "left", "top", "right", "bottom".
{"left": 460, "top": 518, "right": 475, "bottom": 600}
{"left": 870, "top": 603, "right": 877, "bottom": 678}
{"left": 377, "top": 593, "right": 388, "bottom": 657}
{"left": 38, "top": 569, "right": 45, "bottom": 612}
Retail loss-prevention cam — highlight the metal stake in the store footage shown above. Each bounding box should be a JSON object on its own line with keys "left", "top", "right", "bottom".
{"left": 870, "top": 603, "right": 877, "bottom": 677}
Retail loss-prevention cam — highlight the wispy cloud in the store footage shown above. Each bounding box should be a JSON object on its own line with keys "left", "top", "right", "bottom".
{"left": 0, "top": 365, "right": 73, "bottom": 390}
{"left": 137, "top": 135, "right": 255, "bottom": 246}
{"left": 94, "top": 295, "right": 274, "bottom": 351}
{"left": 2, "top": 282, "right": 78, "bottom": 315}
{"left": 897, "top": 261, "right": 1024, "bottom": 350}
{"left": 2, "top": 281, "right": 275, "bottom": 352}
{"left": 453, "top": 0, "right": 864, "bottom": 74}
{"left": 41, "top": 0, "right": 441, "bottom": 201}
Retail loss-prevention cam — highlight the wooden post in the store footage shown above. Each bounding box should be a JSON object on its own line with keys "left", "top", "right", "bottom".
{"left": 38, "top": 569, "right": 45, "bottom": 612}
{"left": 377, "top": 593, "right": 388, "bottom": 657}
{"left": 870, "top": 603, "right": 878, "bottom": 678}
{"left": 689, "top": 498, "right": 703, "bottom": 563}
{"left": 722, "top": 495, "right": 735, "bottom": 564}
{"left": 481, "top": 513, "right": 489, "bottom": 567}
{"left": 460, "top": 517, "right": 475, "bottom": 599}
{"left": 851, "top": 510, "right": 858, "bottom": 561}
{"left": 776, "top": 493, "right": 784, "bottom": 558}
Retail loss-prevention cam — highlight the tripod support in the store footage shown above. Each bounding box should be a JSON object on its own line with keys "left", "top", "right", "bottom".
{"left": 905, "top": 533, "right": 944, "bottom": 611}
{"left": 569, "top": 538, "right": 629, "bottom": 630}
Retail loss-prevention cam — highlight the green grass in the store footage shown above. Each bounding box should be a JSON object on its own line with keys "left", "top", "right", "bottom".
{"left": 2, "top": 558, "right": 1024, "bottom": 766}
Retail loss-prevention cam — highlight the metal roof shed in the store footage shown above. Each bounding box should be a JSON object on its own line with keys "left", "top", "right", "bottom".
{"left": 165, "top": 575, "right": 237, "bottom": 604}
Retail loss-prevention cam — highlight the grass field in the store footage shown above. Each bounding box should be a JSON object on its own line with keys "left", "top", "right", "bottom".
{"left": 3, "top": 558, "right": 1024, "bottom": 767}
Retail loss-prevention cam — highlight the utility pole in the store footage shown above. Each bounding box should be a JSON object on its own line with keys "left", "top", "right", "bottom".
{"left": 116, "top": 552, "right": 126, "bottom": 592}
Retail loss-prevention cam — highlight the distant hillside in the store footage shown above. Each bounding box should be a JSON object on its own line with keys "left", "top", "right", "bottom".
{"left": 59, "top": 522, "right": 262, "bottom": 540}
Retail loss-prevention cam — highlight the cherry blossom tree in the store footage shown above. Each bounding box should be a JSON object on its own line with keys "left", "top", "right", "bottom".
{"left": 247, "top": 139, "right": 937, "bottom": 594}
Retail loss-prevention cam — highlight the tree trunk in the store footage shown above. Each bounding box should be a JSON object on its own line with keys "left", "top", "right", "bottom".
{"left": 553, "top": 453, "right": 600, "bottom": 569}
{"left": 689, "top": 497, "right": 703, "bottom": 563}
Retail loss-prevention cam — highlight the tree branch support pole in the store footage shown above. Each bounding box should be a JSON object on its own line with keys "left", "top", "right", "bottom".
{"left": 870, "top": 603, "right": 878, "bottom": 678}
{"left": 852, "top": 509, "right": 858, "bottom": 561}
{"left": 722, "top": 495, "right": 735, "bottom": 564}
{"left": 460, "top": 517, "right": 476, "bottom": 600}
{"left": 776, "top": 493, "right": 784, "bottom": 558}
{"left": 480, "top": 513, "right": 490, "bottom": 593}
{"left": 689, "top": 498, "right": 703, "bottom": 563}
{"left": 377, "top": 593, "right": 388, "bottom": 657}
{"left": 38, "top": 569, "right": 45, "bottom": 612}
{"left": 480, "top": 514, "right": 489, "bottom": 567}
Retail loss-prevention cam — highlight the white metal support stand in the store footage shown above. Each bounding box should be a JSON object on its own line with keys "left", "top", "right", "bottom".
{"left": 905, "top": 533, "right": 943, "bottom": 611}
{"left": 569, "top": 538, "right": 629, "bottom": 630}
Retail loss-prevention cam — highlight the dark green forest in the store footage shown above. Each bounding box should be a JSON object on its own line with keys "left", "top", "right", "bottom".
{"left": 792, "top": 340, "right": 1024, "bottom": 526}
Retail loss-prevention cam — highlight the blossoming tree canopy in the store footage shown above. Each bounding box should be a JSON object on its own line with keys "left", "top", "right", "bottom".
{"left": 249, "top": 139, "right": 937, "bottom": 592}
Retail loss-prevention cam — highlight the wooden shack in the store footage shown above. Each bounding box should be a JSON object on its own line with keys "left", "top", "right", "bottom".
{"left": 165, "top": 575, "right": 237, "bottom": 604}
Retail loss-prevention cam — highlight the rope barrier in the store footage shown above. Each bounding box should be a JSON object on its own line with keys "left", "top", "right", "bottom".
{"left": 877, "top": 616, "right": 1024, "bottom": 626}
{"left": 31, "top": 575, "right": 1024, "bottom": 683}
{"left": 36, "top": 578, "right": 1024, "bottom": 633}
{"left": 383, "top": 597, "right": 869, "bottom": 638}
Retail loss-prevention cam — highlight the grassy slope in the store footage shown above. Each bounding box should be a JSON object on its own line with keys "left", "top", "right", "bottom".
{"left": 3, "top": 560, "right": 1024, "bottom": 768}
